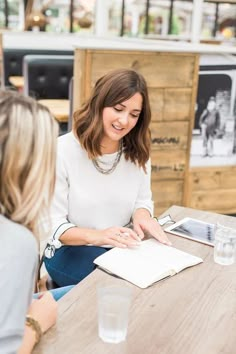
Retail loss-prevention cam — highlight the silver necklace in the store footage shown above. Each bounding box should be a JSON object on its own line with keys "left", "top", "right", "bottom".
{"left": 92, "top": 141, "right": 123, "bottom": 175}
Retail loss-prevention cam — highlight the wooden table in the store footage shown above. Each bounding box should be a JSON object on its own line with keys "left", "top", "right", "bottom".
{"left": 34, "top": 205, "right": 236, "bottom": 354}
{"left": 38, "top": 99, "right": 69, "bottom": 123}
{"left": 8, "top": 75, "right": 24, "bottom": 91}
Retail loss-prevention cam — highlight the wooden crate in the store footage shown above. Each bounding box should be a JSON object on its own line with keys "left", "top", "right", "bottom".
{"left": 150, "top": 121, "right": 189, "bottom": 151}
{"left": 152, "top": 179, "right": 184, "bottom": 216}
{"left": 73, "top": 50, "right": 199, "bottom": 109}
{"left": 151, "top": 149, "right": 186, "bottom": 180}
{"left": 89, "top": 51, "right": 196, "bottom": 89}
{"left": 73, "top": 48, "right": 199, "bottom": 215}
{"left": 149, "top": 87, "right": 192, "bottom": 122}
{"left": 187, "top": 166, "right": 236, "bottom": 214}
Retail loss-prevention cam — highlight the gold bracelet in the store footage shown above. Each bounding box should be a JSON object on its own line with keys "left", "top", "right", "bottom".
{"left": 25, "top": 315, "right": 42, "bottom": 344}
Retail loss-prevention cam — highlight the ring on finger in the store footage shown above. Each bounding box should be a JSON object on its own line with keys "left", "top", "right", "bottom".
{"left": 122, "top": 232, "right": 129, "bottom": 238}
{"left": 115, "top": 233, "right": 122, "bottom": 238}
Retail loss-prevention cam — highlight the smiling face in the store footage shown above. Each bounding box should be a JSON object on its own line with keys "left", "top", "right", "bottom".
{"left": 101, "top": 92, "right": 143, "bottom": 153}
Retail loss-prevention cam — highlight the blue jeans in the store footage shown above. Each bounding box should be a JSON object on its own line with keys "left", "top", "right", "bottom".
{"left": 44, "top": 245, "right": 108, "bottom": 287}
{"left": 33, "top": 285, "right": 74, "bottom": 301}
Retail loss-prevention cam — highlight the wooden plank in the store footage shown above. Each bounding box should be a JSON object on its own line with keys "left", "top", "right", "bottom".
{"left": 90, "top": 51, "right": 196, "bottom": 88}
{"left": 8, "top": 75, "right": 24, "bottom": 89}
{"left": 149, "top": 88, "right": 193, "bottom": 123}
{"left": 190, "top": 189, "right": 236, "bottom": 214}
{"left": 151, "top": 121, "right": 189, "bottom": 151}
{"left": 163, "top": 88, "right": 192, "bottom": 121}
{"left": 187, "top": 166, "right": 236, "bottom": 213}
{"left": 155, "top": 205, "right": 171, "bottom": 217}
{"left": 152, "top": 180, "right": 184, "bottom": 216}
{"left": 151, "top": 149, "right": 186, "bottom": 180}
{"left": 189, "top": 166, "right": 236, "bottom": 191}
{"left": 73, "top": 49, "right": 86, "bottom": 111}
{"left": 84, "top": 50, "right": 92, "bottom": 101}
{"left": 38, "top": 99, "right": 69, "bottom": 123}
{"left": 183, "top": 54, "right": 200, "bottom": 206}
{"left": 148, "top": 88, "right": 164, "bottom": 121}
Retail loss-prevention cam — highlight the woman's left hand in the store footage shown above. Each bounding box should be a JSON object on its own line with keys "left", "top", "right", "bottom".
{"left": 132, "top": 209, "right": 172, "bottom": 246}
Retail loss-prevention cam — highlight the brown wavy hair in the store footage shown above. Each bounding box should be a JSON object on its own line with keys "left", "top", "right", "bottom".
{"left": 73, "top": 68, "right": 151, "bottom": 171}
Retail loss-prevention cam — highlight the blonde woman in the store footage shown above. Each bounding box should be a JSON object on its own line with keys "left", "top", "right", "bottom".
{"left": 0, "top": 91, "right": 58, "bottom": 353}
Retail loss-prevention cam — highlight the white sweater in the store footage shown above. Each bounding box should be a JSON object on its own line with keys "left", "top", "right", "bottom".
{"left": 48, "top": 132, "right": 154, "bottom": 243}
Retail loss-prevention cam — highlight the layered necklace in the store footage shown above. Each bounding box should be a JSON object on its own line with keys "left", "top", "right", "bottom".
{"left": 92, "top": 140, "right": 123, "bottom": 175}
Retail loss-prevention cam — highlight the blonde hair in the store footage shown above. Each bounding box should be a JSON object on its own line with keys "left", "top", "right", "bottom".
{"left": 0, "top": 90, "right": 58, "bottom": 238}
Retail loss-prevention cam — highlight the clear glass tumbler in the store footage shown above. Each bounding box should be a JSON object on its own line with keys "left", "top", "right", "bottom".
{"left": 97, "top": 285, "right": 132, "bottom": 343}
{"left": 214, "top": 223, "right": 236, "bottom": 265}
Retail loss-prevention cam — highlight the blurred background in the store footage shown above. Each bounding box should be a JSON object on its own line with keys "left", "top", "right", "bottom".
{"left": 0, "top": 0, "right": 236, "bottom": 43}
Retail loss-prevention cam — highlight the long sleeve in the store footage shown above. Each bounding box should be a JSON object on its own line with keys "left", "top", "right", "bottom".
{"left": 47, "top": 152, "right": 76, "bottom": 242}
{"left": 133, "top": 159, "right": 154, "bottom": 217}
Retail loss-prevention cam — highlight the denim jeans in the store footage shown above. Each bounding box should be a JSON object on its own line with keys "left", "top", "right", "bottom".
{"left": 33, "top": 285, "right": 74, "bottom": 301}
{"left": 44, "top": 245, "right": 108, "bottom": 287}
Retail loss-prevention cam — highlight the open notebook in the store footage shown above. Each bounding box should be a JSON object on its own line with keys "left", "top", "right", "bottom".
{"left": 94, "top": 239, "right": 203, "bottom": 289}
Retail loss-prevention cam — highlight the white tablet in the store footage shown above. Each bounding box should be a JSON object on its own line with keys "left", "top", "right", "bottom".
{"left": 165, "top": 217, "right": 215, "bottom": 246}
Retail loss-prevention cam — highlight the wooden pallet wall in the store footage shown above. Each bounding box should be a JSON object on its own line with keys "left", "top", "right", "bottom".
{"left": 187, "top": 166, "right": 236, "bottom": 214}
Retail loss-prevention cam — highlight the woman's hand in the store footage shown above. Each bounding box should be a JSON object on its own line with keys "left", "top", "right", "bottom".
{"left": 28, "top": 291, "right": 57, "bottom": 333}
{"left": 132, "top": 209, "right": 172, "bottom": 246}
{"left": 92, "top": 227, "right": 141, "bottom": 248}
{"left": 18, "top": 292, "right": 57, "bottom": 354}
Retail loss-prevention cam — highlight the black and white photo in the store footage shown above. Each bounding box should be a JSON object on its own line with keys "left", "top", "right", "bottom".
{"left": 190, "top": 54, "right": 236, "bottom": 167}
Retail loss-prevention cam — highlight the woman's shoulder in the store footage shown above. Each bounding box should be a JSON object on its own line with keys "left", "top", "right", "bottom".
{"left": 57, "top": 132, "right": 86, "bottom": 167}
{"left": 57, "top": 132, "right": 82, "bottom": 153}
{"left": 0, "top": 215, "right": 38, "bottom": 255}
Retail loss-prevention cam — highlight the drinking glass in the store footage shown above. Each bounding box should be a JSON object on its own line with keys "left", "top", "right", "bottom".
{"left": 97, "top": 285, "right": 132, "bottom": 343}
{"left": 214, "top": 223, "right": 236, "bottom": 265}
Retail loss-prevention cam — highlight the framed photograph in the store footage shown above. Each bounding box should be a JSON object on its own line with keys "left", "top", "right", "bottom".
{"left": 190, "top": 54, "right": 236, "bottom": 167}
{"left": 165, "top": 217, "right": 215, "bottom": 246}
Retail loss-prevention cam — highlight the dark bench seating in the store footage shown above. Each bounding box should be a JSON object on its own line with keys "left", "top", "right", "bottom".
{"left": 23, "top": 54, "right": 74, "bottom": 100}
{"left": 23, "top": 54, "right": 74, "bottom": 135}
{"left": 2, "top": 48, "right": 73, "bottom": 87}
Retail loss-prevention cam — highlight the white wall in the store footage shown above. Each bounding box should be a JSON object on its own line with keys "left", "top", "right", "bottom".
{"left": 1, "top": 30, "right": 81, "bottom": 50}
{"left": 2, "top": 30, "right": 236, "bottom": 55}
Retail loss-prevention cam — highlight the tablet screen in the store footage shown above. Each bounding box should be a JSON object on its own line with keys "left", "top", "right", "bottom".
{"left": 165, "top": 217, "right": 215, "bottom": 246}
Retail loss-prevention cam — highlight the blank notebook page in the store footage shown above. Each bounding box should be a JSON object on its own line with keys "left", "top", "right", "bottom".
{"left": 94, "top": 238, "right": 203, "bottom": 288}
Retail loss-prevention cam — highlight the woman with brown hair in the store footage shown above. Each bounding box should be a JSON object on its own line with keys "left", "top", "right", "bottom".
{"left": 0, "top": 90, "right": 58, "bottom": 353}
{"left": 44, "top": 68, "right": 171, "bottom": 287}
